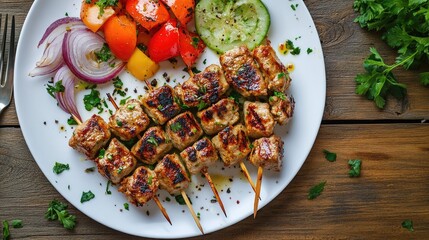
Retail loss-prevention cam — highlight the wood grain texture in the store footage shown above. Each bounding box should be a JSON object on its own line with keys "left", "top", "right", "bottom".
{"left": 1, "top": 124, "right": 428, "bottom": 239}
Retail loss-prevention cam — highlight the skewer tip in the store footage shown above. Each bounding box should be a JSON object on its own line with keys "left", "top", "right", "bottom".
{"left": 253, "top": 167, "right": 263, "bottom": 219}
{"left": 201, "top": 168, "right": 227, "bottom": 218}
{"left": 153, "top": 196, "right": 172, "bottom": 225}
{"left": 181, "top": 191, "right": 204, "bottom": 234}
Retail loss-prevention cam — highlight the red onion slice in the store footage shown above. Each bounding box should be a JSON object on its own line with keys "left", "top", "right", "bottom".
{"left": 30, "top": 35, "right": 64, "bottom": 76}
{"left": 62, "top": 29, "right": 125, "bottom": 84}
{"left": 38, "top": 17, "right": 85, "bottom": 48}
{"left": 53, "top": 65, "right": 82, "bottom": 122}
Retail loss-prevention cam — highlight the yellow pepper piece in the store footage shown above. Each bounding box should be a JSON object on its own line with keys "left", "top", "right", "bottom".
{"left": 127, "top": 48, "right": 159, "bottom": 81}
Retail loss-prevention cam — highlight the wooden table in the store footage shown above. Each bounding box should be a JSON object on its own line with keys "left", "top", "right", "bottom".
{"left": 1, "top": 1, "right": 428, "bottom": 239}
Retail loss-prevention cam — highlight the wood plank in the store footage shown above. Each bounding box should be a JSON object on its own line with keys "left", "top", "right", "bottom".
{"left": 1, "top": 123, "right": 428, "bottom": 239}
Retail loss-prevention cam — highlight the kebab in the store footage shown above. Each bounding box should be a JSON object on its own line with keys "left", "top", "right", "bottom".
{"left": 68, "top": 114, "right": 172, "bottom": 225}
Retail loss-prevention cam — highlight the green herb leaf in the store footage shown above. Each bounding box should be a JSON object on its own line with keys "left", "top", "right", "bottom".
{"left": 81, "top": 191, "right": 95, "bottom": 203}
{"left": 124, "top": 203, "right": 129, "bottom": 211}
{"left": 2, "top": 220, "right": 9, "bottom": 240}
{"left": 117, "top": 166, "right": 124, "bottom": 174}
{"left": 147, "top": 136, "right": 158, "bottom": 146}
{"left": 285, "top": 40, "right": 301, "bottom": 55}
{"left": 53, "top": 162, "right": 70, "bottom": 174}
{"left": 105, "top": 181, "right": 112, "bottom": 195}
{"left": 67, "top": 116, "right": 78, "bottom": 125}
{"left": 120, "top": 96, "right": 131, "bottom": 105}
{"left": 307, "top": 48, "right": 313, "bottom": 54}
{"left": 348, "top": 159, "right": 362, "bottom": 177}
{"left": 95, "top": 43, "right": 112, "bottom": 62}
{"left": 46, "top": 80, "right": 65, "bottom": 99}
{"left": 191, "top": 37, "right": 200, "bottom": 48}
{"left": 273, "top": 91, "right": 287, "bottom": 100}
{"left": 112, "top": 76, "right": 123, "bottom": 89}
{"left": 308, "top": 181, "right": 326, "bottom": 200}
{"left": 174, "top": 96, "right": 190, "bottom": 110}
{"left": 98, "top": 149, "right": 106, "bottom": 159}
{"left": 323, "top": 149, "right": 337, "bottom": 162}
{"left": 85, "top": 167, "right": 96, "bottom": 173}
{"left": 147, "top": 175, "right": 153, "bottom": 185}
{"left": 197, "top": 100, "right": 208, "bottom": 111}
{"left": 83, "top": 89, "right": 103, "bottom": 112}
{"left": 175, "top": 194, "right": 191, "bottom": 205}
{"left": 402, "top": 219, "right": 414, "bottom": 232}
{"left": 45, "top": 199, "right": 76, "bottom": 230}
{"left": 95, "top": 0, "right": 119, "bottom": 16}
{"left": 170, "top": 122, "right": 182, "bottom": 132}
{"left": 10, "top": 220, "right": 22, "bottom": 229}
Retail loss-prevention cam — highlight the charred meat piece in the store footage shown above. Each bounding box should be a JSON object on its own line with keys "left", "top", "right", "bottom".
{"left": 131, "top": 126, "right": 173, "bottom": 165}
{"left": 108, "top": 99, "right": 150, "bottom": 141}
{"left": 248, "top": 135, "right": 284, "bottom": 172}
{"left": 119, "top": 166, "right": 159, "bottom": 206}
{"left": 96, "top": 138, "right": 137, "bottom": 184}
{"left": 174, "top": 64, "right": 229, "bottom": 108}
{"left": 69, "top": 114, "right": 111, "bottom": 159}
{"left": 180, "top": 138, "right": 219, "bottom": 175}
{"left": 252, "top": 44, "right": 291, "bottom": 92}
{"left": 219, "top": 46, "right": 267, "bottom": 97}
{"left": 197, "top": 98, "right": 240, "bottom": 135}
{"left": 141, "top": 85, "right": 181, "bottom": 125}
{"left": 244, "top": 101, "right": 275, "bottom": 138}
{"left": 269, "top": 93, "right": 295, "bottom": 125}
{"left": 165, "top": 111, "right": 203, "bottom": 150}
{"left": 212, "top": 124, "right": 251, "bottom": 166}
{"left": 155, "top": 153, "right": 190, "bottom": 195}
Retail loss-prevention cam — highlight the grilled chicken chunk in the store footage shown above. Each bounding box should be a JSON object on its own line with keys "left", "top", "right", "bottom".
{"left": 131, "top": 126, "right": 173, "bottom": 165}
{"left": 119, "top": 166, "right": 159, "bottom": 206}
{"left": 141, "top": 85, "right": 181, "bottom": 125}
{"left": 248, "top": 135, "right": 284, "bottom": 171}
{"left": 180, "top": 138, "right": 219, "bottom": 175}
{"left": 69, "top": 114, "right": 111, "bottom": 159}
{"left": 96, "top": 138, "right": 137, "bottom": 184}
{"left": 197, "top": 98, "right": 240, "bottom": 135}
{"left": 174, "top": 64, "right": 229, "bottom": 108}
{"left": 155, "top": 153, "right": 190, "bottom": 195}
{"left": 108, "top": 99, "right": 150, "bottom": 141}
{"left": 165, "top": 111, "right": 203, "bottom": 150}
{"left": 220, "top": 46, "right": 267, "bottom": 97}
{"left": 244, "top": 101, "right": 275, "bottom": 138}
{"left": 212, "top": 124, "right": 251, "bottom": 166}
{"left": 269, "top": 93, "right": 295, "bottom": 125}
{"left": 252, "top": 44, "right": 291, "bottom": 92}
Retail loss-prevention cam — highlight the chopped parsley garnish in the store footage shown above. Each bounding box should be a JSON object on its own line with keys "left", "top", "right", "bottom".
{"left": 197, "top": 212, "right": 201, "bottom": 219}
{"left": 348, "top": 159, "right": 361, "bottom": 177}
{"left": 45, "top": 199, "right": 76, "bottom": 230}
{"left": 175, "top": 194, "right": 191, "bottom": 205}
{"left": 107, "top": 153, "right": 113, "bottom": 161}
{"left": 124, "top": 203, "right": 129, "bottom": 211}
{"left": 127, "top": 104, "right": 135, "bottom": 110}
{"left": 291, "top": 3, "right": 298, "bottom": 11}
{"left": 98, "top": 149, "right": 106, "bottom": 159}
{"left": 105, "top": 181, "right": 112, "bottom": 195}
{"left": 95, "top": 43, "right": 113, "bottom": 62}
{"left": 157, "top": 105, "right": 163, "bottom": 111}
{"left": 81, "top": 191, "right": 95, "bottom": 203}
{"left": 120, "top": 96, "right": 131, "bottom": 105}
{"left": 273, "top": 91, "right": 287, "bottom": 100}
{"left": 229, "top": 90, "right": 242, "bottom": 104}
{"left": 307, "top": 48, "right": 313, "bottom": 54}
{"left": 85, "top": 167, "right": 96, "bottom": 173}
{"left": 183, "top": 66, "right": 201, "bottom": 74}
{"left": 278, "top": 72, "right": 286, "bottom": 79}
{"left": 85, "top": 0, "right": 91, "bottom": 3}
{"left": 147, "top": 175, "right": 153, "bottom": 185}
{"left": 191, "top": 37, "right": 200, "bottom": 48}
{"left": 402, "top": 219, "right": 414, "bottom": 232}
{"left": 95, "top": 0, "right": 119, "bottom": 16}
{"left": 67, "top": 116, "right": 78, "bottom": 125}
{"left": 198, "top": 85, "right": 207, "bottom": 94}
{"left": 166, "top": 197, "right": 171, "bottom": 202}
{"left": 117, "top": 166, "right": 124, "bottom": 174}
{"left": 112, "top": 76, "right": 126, "bottom": 97}
{"left": 11, "top": 220, "right": 23, "bottom": 229}
{"left": 2, "top": 220, "right": 9, "bottom": 240}
{"left": 308, "top": 181, "right": 326, "bottom": 200}
{"left": 174, "top": 96, "right": 190, "bottom": 110}
{"left": 116, "top": 119, "right": 123, "bottom": 127}
{"left": 83, "top": 88, "right": 103, "bottom": 113}
{"left": 285, "top": 40, "right": 301, "bottom": 55}
{"left": 53, "top": 162, "right": 70, "bottom": 174}
{"left": 147, "top": 136, "right": 158, "bottom": 146}
{"left": 46, "top": 81, "right": 65, "bottom": 99}
{"left": 170, "top": 122, "right": 182, "bottom": 132}
{"left": 197, "top": 100, "right": 208, "bottom": 111}
{"left": 323, "top": 149, "right": 337, "bottom": 162}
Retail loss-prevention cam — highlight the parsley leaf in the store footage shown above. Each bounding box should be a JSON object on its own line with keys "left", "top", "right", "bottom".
{"left": 197, "top": 100, "right": 208, "bottom": 111}
{"left": 174, "top": 96, "right": 190, "bottom": 110}
{"left": 45, "top": 199, "right": 77, "bottom": 230}
{"left": 95, "top": 43, "right": 112, "bottom": 62}
{"left": 67, "top": 116, "right": 78, "bottom": 125}
{"left": 124, "top": 203, "right": 129, "bottom": 211}
{"left": 402, "top": 219, "right": 414, "bottom": 232}
{"left": 11, "top": 220, "right": 23, "bottom": 228}
{"left": 147, "top": 136, "right": 158, "bottom": 146}
{"left": 348, "top": 159, "right": 362, "bottom": 177}
{"left": 175, "top": 194, "right": 191, "bottom": 205}
{"left": 273, "top": 91, "right": 287, "bottom": 100}
{"left": 285, "top": 40, "right": 301, "bottom": 55}
{"left": 308, "top": 181, "right": 326, "bottom": 200}
{"left": 46, "top": 81, "right": 65, "bottom": 99}
{"left": 105, "top": 181, "right": 112, "bottom": 195}
{"left": 2, "top": 220, "right": 9, "bottom": 240}
{"left": 53, "top": 162, "right": 70, "bottom": 174}
{"left": 83, "top": 89, "right": 103, "bottom": 112}
{"left": 323, "top": 149, "right": 337, "bottom": 162}
{"left": 170, "top": 122, "right": 182, "bottom": 132}
{"left": 307, "top": 48, "right": 313, "bottom": 54}
{"left": 81, "top": 191, "right": 95, "bottom": 203}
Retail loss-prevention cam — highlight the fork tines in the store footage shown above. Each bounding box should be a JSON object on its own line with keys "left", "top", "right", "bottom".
{"left": 0, "top": 14, "right": 15, "bottom": 114}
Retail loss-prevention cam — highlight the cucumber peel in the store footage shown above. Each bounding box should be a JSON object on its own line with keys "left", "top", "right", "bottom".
{"left": 195, "top": 0, "right": 271, "bottom": 54}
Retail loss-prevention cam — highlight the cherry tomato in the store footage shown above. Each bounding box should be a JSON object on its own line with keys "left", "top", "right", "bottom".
{"left": 147, "top": 19, "right": 180, "bottom": 63}
{"left": 103, "top": 14, "right": 137, "bottom": 61}
{"left": 126, "top": 0, "right": 170, "bottom": 31}
{"left": 179, "top": 28, "right": 205, "bottom": 66}
{"left": 161, "top": 0, "right": 195, "bottom": 26}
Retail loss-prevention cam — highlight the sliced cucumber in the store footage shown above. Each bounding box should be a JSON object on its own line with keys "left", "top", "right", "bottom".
{"left": 195, "top": 0, "right": 270, "bottom": 54}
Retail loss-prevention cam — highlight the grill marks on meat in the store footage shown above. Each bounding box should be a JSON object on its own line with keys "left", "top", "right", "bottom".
{"left": 141, "top": 85, "right": 181, "bottom": 125}
{"left": 96, "top": 138, "right": 137, "bottom": 184}
{"left": 119, "top": 166, "right": 159, "bottom": 206}
{"left": 248, "top": 135, "right": 284, "bottom": 172}
{"left": 131, "top": 126, "right": 173, "bottom": 165}
{"left": 220, "top": 46, "right": 267, "bottom": 97}
{"left": 108, "top": 99, "right": 150, "bottom": 141}
{"left": 166, "top": 111, "right": 203, "bottom": 150}
{"left": 197, "top": 98, "right": 240, "bottom": 135}
{"left": 180, "top": 138, "right": 219, "bottom": 175}
{"left": 69, "top": 114, "right": 111, "bottom": 159}
{"left": 252, "top": 44, "right": 291, "bottom": 92}
{"left": 269, "top": 95, "right": 295, "bottom": 125}
{"left": 155, "top": 153, "right": 190, "bottom": 195}
{"left": 174, "top": 64, "right": 229, "bottom": 107}
{"left": 244, "top": 101, "right": 275, "bottom": 138}
{"left": 212, "top": 124, "right": 251, "bottom": 166}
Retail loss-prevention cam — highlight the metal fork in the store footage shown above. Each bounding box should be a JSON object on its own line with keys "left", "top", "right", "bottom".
{"left": 0, "top": 14, "right": 15, "bottom": 115}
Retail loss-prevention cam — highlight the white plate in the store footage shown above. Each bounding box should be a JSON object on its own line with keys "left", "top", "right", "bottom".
{"left": 14, "top": 0, "right": 325, "bottom": 238}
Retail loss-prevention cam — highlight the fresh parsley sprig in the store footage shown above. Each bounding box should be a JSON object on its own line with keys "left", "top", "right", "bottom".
{"left": 45, "top": 200, "right": 76, "bottom": 230}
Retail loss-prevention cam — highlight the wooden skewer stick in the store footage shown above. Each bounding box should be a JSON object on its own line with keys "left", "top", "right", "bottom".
{"left": 72, "top": 114, "right": 82, "bottom": 125}
{"left": 201, "top": 167, "right": 227, "bottom": 217}
{"left": 106, "top": 95, "right": 172, "bottom": 225}
{"left": 239, "top": 162, "right": 259, "bottom": 198}
{"left": 144, "top": 79, "right": 154, "bottom": 91}
{"left": 181, "top": 191, "right": 204, "bottom": 234}
{"left": 253, "top": 166, "right": 263, "bottom": 219}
